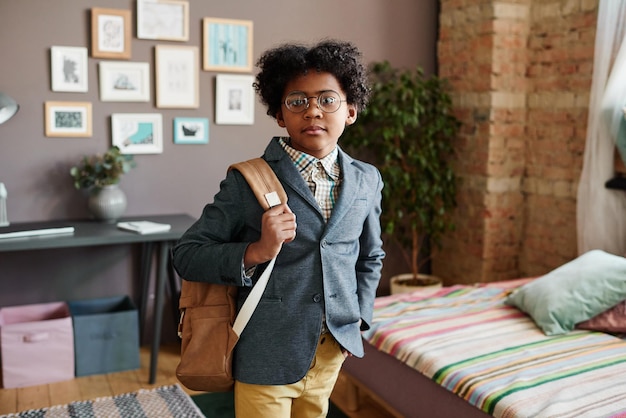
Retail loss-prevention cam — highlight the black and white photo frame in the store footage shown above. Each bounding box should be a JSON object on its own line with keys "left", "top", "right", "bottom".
{"left": 215, "top": 74, "right": 255, "bottom": 125}
{"left": 51, "top": 46, "right": 88, "bottom": 92}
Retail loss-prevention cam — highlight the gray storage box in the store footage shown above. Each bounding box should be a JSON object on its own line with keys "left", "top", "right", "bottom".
{"left": 68, "top": 295, "right": 140, "bottom": 376}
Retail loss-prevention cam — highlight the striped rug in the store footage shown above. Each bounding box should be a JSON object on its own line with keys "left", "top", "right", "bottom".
{"left": 0, "top": 384, "right": 204, "bottom": 418}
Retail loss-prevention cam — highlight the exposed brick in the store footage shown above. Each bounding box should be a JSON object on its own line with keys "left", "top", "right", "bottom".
{"left": 433, "top": 0, "right": 599, "bottom": 284}
{"left": 494, "top": 3, "right": 530, "bottom": 19}
{"left": 581, "top": 0, "right": 597, "bottom": 11}
{"left": 532, "top": 3, "right": 565, "bottom": 20}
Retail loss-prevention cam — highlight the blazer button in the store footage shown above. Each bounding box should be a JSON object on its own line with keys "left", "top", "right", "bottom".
{"left": 312, "top": 294, "right": 322, "bottom": 303}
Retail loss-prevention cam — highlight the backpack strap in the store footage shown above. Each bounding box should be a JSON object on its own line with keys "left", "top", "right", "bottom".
{"left": 228, "top": 158, "right": 287, "bottom": 210}
{"left": 226, "top": 157, "right": 287, "bottom": 335}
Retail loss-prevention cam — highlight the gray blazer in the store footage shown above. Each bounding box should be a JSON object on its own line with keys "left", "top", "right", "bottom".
{"left": 172, "top": 137, "right": 385, "bottom": 385}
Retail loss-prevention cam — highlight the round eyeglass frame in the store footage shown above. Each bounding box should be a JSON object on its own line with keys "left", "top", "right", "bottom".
{"left": 283, "top": 90, "right": 346, "bottom": 114}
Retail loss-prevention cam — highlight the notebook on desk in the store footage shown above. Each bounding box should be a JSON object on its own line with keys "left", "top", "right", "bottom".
{"left": 0, "top": 226, "right": 76, "bottom": 240}
{"left": 117, "top": 221, "right": 171, "bottom": 235}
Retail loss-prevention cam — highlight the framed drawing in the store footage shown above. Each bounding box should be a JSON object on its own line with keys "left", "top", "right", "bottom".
{"left": 202, "top": 17, "right": 253, "bottom": 72}
{"left": 137, "top": 0, "right": 189, "bottom": 41}
{"left": 91, "top": 8, "right": 131, "bottom": 59}
{"left": 99, "top": 61, "right": 150, "bottom": 102}
{"left": 155, "top": 45, "right": 199, "bottom": 108}
{"left": 44, "top": 101, "right": 92, "bottom": 137}
{"left": 174, "top": 117, "right": 209, "bottom": 144}
{"left": 50, "top": 46, "right": 88, "bottom": 92}
{"left": 111, "top": 113, "right": 163, "bottom": 154}
{"left": 215, "top": 74, "right": 255, "bottom": 125}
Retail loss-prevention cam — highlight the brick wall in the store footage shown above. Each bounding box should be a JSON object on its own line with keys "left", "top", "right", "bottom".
{"left": 434, "top": 0, "right": 598, "bottom": 284}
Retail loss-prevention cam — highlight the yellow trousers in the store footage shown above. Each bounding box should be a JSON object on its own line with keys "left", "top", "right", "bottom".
{"left": 234, "top": 333, "right": 345, "bottom": 418}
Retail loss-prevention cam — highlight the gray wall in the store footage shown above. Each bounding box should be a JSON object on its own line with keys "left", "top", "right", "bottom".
{"left": 0, "top": 0, "right": 437, "bottom": 332}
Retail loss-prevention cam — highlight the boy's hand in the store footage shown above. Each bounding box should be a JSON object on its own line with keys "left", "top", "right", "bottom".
{"left": 263, "top": 203, "right": 297, "bottom": 245}
{"left": 244, "top": 203, "right": 296, "bottom": 267}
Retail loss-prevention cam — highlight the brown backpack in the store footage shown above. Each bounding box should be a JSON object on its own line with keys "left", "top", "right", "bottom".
{"left": 175, "top": 158, "right": 287, "bottom": 392}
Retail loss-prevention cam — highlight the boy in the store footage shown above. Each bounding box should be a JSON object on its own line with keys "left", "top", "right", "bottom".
{"left": 172, "top": 39, "right": 385, "bottom": 417}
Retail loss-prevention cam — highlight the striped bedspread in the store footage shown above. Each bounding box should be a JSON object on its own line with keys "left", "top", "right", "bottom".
{"left": 363, "top": 281, "right": 626, "bottom": 418}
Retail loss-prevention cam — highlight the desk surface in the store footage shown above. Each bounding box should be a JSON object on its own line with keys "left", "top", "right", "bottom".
{"left": 0, "top": 213, "right": 196, "bottom": 252}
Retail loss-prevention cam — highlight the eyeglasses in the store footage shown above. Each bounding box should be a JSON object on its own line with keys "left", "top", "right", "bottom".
{"left": 283, "top": 90, "right": 346, "bottom": 114}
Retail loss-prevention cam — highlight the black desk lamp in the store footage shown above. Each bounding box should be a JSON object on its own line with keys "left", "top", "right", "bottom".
{"left": 0, "top": 92, "right": 19, "bottom": 124}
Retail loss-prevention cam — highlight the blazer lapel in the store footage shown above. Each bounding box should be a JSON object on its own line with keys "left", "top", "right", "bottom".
{"left": 264, "top": 139, "right": 323, "bottom": 216}
{"left": 263, "top": 138, "right": 363, "bottom": 226}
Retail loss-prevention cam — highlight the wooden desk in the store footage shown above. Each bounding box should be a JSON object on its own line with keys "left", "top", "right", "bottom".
{"left": 0, "top": 213, "right": 196, "bottom": 384}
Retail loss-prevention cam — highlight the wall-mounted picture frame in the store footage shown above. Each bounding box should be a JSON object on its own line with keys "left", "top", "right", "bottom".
{"left": 51, "top": 46, "right": 88, "bottom": 92}
{"left": 44, "top": 101, "right": 92, "bottom": 137}
{"left": 202, "top": 17, "right": 253, "bottom": 72}
{"left": 137, "top": 0, "right": 189, "bottom": 41}
{"left": 111, "top": 113, "right": 163, "bottom": 154}
{"left": 215, "top": 74, "right": 255, "bottom": 125}
{"left": 155, "top": 45, "right": 199, "bottom": 108}
{"left": 99, "top": 61, "right": 150, "bottom": 102}
{"left": 91, "top": 8, "right": 131, "bottom": 59}
{"left": 174, "top": 117, "right": 209, "bottom": 144}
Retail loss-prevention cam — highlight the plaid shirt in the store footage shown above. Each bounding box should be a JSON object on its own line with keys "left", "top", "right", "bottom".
{"left": 279, "top": 137, "right": 341, "bottom": 222}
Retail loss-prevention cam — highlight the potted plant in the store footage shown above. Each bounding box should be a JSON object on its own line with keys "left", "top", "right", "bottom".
{"left": 70, "top": 146, "right": 136, "bottom": 222}
{"left": 340, "top": 61, "right": 460, "bottom": 291}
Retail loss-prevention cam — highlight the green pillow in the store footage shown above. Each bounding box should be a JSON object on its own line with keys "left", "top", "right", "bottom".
{"left": 505, "top": 250, "right": 626, "bottom": 335}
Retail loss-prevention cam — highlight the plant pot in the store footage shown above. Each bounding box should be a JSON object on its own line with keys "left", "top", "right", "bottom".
{"left": 88, "top": 185, "right": 127, "bottom": 223}
{"left": 390, "top": 273, "right": 443, "bottom": 295}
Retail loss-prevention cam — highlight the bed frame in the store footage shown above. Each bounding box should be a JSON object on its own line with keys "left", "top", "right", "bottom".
{"left": 341, "top": 340, "right": 490, "bottom": 418}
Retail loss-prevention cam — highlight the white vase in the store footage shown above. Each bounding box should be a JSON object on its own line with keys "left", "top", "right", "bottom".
{"left": 88, "top": 185, "right": 127, "bottom": 223}
{"left": 390, "top": 273, "right": 443, "bottom": 296}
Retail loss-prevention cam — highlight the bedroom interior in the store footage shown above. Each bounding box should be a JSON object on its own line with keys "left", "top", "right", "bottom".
{"left": 2, "top": 0, "right": 626, "bottom": 417}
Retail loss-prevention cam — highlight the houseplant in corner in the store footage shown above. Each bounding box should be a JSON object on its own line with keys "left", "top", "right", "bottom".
{"left": 70, "top": 146, "right": 136, "bottom": 222}
{"left": 341, "top": 61, "right": 460, "bottom": 293}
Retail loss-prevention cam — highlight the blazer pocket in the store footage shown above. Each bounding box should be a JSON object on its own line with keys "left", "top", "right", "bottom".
{"left": 260, "top": 296, "right": 282, "bottom": 303}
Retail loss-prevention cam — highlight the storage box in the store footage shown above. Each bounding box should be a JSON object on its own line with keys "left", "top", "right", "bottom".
{"left": 0, "top": 301, "right": 75, "bottom": 388}
{"left": 68, "top": 295, "right": 140, "bottom": 376}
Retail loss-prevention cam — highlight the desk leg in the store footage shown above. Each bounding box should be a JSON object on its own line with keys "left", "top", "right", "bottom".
{"left": 139, "top": 242, "right": 154, "bottom": 339}
{"left": 168, "top": 254, "right": 181, "bottom": 326}
{"left": 149, "top": 241, "right": 170, "bottom": 384}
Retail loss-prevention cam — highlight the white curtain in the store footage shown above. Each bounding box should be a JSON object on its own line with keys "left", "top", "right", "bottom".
{"left": 577, "top": 0, "right": 626, "bottom": 256}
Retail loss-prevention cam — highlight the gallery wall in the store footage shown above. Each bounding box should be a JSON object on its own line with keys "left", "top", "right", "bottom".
{"left": 0, "top": 0, "right": 438, "bottom": 333}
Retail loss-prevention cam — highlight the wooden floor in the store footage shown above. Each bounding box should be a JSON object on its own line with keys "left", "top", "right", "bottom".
{"left": 0, "top": 344, "right": 393, "bottom": 417}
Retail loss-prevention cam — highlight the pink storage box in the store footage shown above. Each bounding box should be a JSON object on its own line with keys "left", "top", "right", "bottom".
{"left": 0, "top": 301, "right": 75, "bottom": 388}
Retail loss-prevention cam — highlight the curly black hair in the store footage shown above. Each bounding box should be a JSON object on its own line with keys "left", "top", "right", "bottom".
{"left": 254, "top": 39, "right": 370, "bottom": 119}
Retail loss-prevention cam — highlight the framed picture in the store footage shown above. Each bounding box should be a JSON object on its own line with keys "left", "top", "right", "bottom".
{"left": 99, "top": 61, "right": 150, "bottom": 102}
{"left": 202, "top": 17, "right": 253, "bottom": 72}
{"left": 91, "top": 8, "right": 131, "bottom": 59}
{"left": 51, "top": 46, "right": 88, "bottom": 92}
{"left": 111, "top": 113, "right": 163, "bottom": 154}
{"left": 137, "top": 0, "right": 189, "bottom": 41}
{"left": 44, "top": 101, "right": 92, "bottom": 137}
{"left": 155, "top": 45, "right": 199, "bottom": 108}
{"left": 215, "top": 74, "right": 255, "bottom": 125}
{"left": 174, "top": 117, "right": 209, "bottom": 144}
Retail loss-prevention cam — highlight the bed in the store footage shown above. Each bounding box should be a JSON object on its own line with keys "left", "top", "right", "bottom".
{"left": 341, "top": 250, "right": 626, "bottom": 418}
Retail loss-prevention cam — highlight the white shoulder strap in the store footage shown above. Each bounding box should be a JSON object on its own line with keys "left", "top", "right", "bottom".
{"left": 228, "top": 158, "right": 285, "bottom": 337}
{"left": 232, "top": 256, "right": 276, "bottom": 336}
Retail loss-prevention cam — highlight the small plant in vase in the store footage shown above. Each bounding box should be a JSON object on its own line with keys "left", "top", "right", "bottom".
{"left": 70, "top": 146, "right": 136, "bottom": 222}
